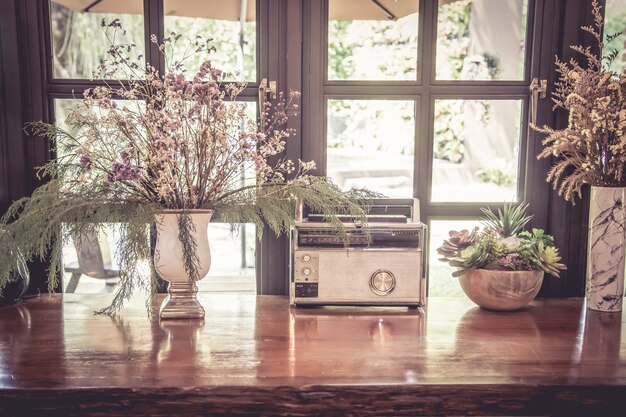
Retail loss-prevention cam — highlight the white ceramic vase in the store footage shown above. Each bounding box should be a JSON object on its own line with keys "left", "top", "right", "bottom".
{"left": 154, "top": 210, "right": 213, "bottom": 319}
{"left": 586, "top": 186, "right": 626, "bottom": 312}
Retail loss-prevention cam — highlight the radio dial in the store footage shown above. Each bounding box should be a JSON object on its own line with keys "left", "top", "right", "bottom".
{"left": 302, "top": 267, "right": 312, "bottom": 276}
{"left": 302, "top": 254, "right": 311, "bottom": 262}
{"left": 370, "top": 270, "right": 396, "bottom": 296}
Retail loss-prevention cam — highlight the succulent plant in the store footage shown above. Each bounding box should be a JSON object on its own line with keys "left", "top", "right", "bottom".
{"left": 437, "top": 203, "right": 566, "bottom": 278}
{"left": 533, "top": 241, "right": 567, "bottom": 278}
{"left": 437, "top": 228, "right": 479, "bottom": 258}
{"left": 447, "top": 244, "right": 492, "bottom": 277}
{"left": 480, "top": 202, "right": 532, "bottom": 237}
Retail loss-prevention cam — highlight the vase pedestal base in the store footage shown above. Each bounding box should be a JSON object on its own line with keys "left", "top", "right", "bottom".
{"left": 160, "top": 281, "right": 205, "bottom": 320}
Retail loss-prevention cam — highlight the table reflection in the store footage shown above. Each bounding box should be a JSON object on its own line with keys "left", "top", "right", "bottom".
{"left": 153, "top": 320, "right": 205, "bottom": 383}
{"left": 0, "top": 305, "right": 32, "bottom": 388}
{"left": 581, "top": 310, "right": 622, "bottom": 358}
{"left": 451, "top": 307, "right": 546, "bottom": 382}
{"left": 282, "top": 307, "right": 426, "bottom": 382}
{"left": 573, "top": 309, "right": 624, "bottom": 380}
{"left": 2, "top": 294, "right": 623, "bottom": 390}
{"left": 0, "top": 300, "right": 67, "bottom": 388}
{"left": 454, "top": 307, "right": 542, "bottom": 354}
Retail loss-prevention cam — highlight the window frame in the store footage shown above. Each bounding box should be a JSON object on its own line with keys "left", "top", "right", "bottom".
{"left": 303, "top": 0, "right": 548, "bottom": 296}
{"left": 42, "top": 0, "right": 270, "bottom": 293}
{"left": 0, "top": 0, "right": 602, "bottom": 297}
{"left": 305, "top": 0, "right": 539, "bottom": 213}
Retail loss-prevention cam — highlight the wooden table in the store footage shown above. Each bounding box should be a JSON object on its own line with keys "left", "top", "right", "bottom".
{"left": 0, "top": 294, "right": 625, "bottom": 416}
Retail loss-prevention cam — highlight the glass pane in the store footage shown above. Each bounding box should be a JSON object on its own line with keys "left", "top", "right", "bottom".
{"left": 50, "top": 0, "right": 145, "bottom": 79}
{"left": 54, "top": 98, "right": 144, "bottom": 165}
{"left": 327, "top": 0, "right": 419, "bottom": 81}
{"left": 604, "top": 0, "right": 626, "bottom": 73}
{"left": 436, "top": 0, "right": 528, "bottom": 80}
{"left": 199, "top": 224, "right": 256, "bottom": 292}
{"left": 164, "top": 0, "right": 256, "bottom": 81}
{"left": 54, "top": 99, "right": 257, "bottom": 293}
{"left": 327, "top": 99, "right": 415, "bottom": 197}
{"left": 56, "top": 99, "right": 136, "bottom": 293}
{"left": 428, "top": 219, "right": 480, "bottom": 297}
{"left": 61, "top": 224, "right": 132, "bottom": 294}
{"left": 431, "top": 99, "right": 522, "bottom": 202}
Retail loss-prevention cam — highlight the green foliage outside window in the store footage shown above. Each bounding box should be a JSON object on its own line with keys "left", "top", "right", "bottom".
{"left": 436, "top": 0, "right": 472, "bottom": 81}
{"left": 51, "top": 4, "right": 144, "bottom": 79}
{"left": 327, "top": 20, "right": 355, "bottom": 81}
{"left": 433, "top": 0, "right": 472, "bottom": 164}
{"left": 51, "top": 2, "right": 256, "bottom": 81}
{"left": 164, "top": 16, "right": 256, "bottom": 80}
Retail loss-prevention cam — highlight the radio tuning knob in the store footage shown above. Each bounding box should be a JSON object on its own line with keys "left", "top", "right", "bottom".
{"left": 302, "top": 254, "right": 311, "bottom": 262}
{"left": 370, "top": 270, "right": 396, "bottom": 296}
{"left": 302, "top": 267, "right": 312, "bottom": 276}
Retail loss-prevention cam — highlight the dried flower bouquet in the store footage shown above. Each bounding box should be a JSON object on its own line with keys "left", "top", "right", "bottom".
{"left": 533, "top": 0, "right": 626, "bottom": 201}
{"left": 0, "top": 22, "right": 375, "bottom": 313}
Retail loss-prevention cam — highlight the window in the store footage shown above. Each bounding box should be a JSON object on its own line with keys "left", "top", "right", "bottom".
{"left": 326, "top": 99, "right": 416, "bottom": 197}
{"left": 603, "top": 0, "right": 626, "bottom": 73}
{"left": 304, "top": 0, "right": 537, "bottom": 296}
{"left": 163, "top": 0, "right": 257, "bottom": 81}
{"left": 47, "top": 0, "right": 260, "bottom": 293}
{"left": 435, "top": 0, "right": 529, "bottom": 81}
{"left": 12, "top": 0, "right": 563, "bottom": 296}
{"left": 50, "top": 0, "right": 145, "bottom": 79}
{"left": 327, "top": 0, "right": 419, "bottom": 80}
{"left": 431, "top": 99, "right": 523, "bottom": 203}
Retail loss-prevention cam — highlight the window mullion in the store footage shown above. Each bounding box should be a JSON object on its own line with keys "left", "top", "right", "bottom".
{"left": 143, "top": 0, "right": 165, "bottom": 75}
{"left": 418, "top": 0, "right": 437, "bottom": 218}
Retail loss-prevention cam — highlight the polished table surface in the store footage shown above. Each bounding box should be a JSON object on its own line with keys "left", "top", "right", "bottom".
{"left": 1, "top": 294, "right": 625, "bottom": 416}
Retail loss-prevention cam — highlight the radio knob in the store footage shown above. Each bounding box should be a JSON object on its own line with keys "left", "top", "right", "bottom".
{"left": 370, "top": 270, "right": 396, "bottom": 296}
{"left": 302, "top": 254, "right": 311, "bottom": 262}
{"left": 302, "top": 267, "right": 312, "bottom": 276}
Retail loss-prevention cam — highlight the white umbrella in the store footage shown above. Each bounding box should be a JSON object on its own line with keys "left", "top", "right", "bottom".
{"left": 53, "top": 0, "right": 256, "bottom": 20}
{"left": 52, "top": 0, "right": 429, "bottom": 21}
{"left": 330, "top": 0, "right": 418, "bottom": 21}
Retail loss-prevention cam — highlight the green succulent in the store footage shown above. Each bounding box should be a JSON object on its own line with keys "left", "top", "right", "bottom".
{"left": 437, "top": 228, "right": 479, "bottom": 258}
{"left": 447, "top": 244, "right": 488, "bottom": 277}
{"left": 480, "top": 202, "right": 532, "bottom": 237}
{"left": 519, "top": 228, "right": 554, "bottom": 247}
{"left": 533, "top": 241, "right": 567, "bottom": 278}
{"left": 438, "top": 202, "right": 567, "bottom": 279}
{"left": 446, "top": 235, "right": 505, "bottom": 277}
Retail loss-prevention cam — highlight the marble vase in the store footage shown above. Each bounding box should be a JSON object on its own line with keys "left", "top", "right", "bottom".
{"left": 586, "top": 186, "right": 626, "bottom": 312}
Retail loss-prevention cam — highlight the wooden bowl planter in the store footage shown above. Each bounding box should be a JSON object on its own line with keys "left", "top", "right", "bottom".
{"left": 458, "top": 269, "right": 544, "bottom": 311}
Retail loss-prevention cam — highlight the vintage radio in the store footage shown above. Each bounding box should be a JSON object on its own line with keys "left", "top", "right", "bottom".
{"left": 290, "top": 198, "right": 427, "bottom": 307}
